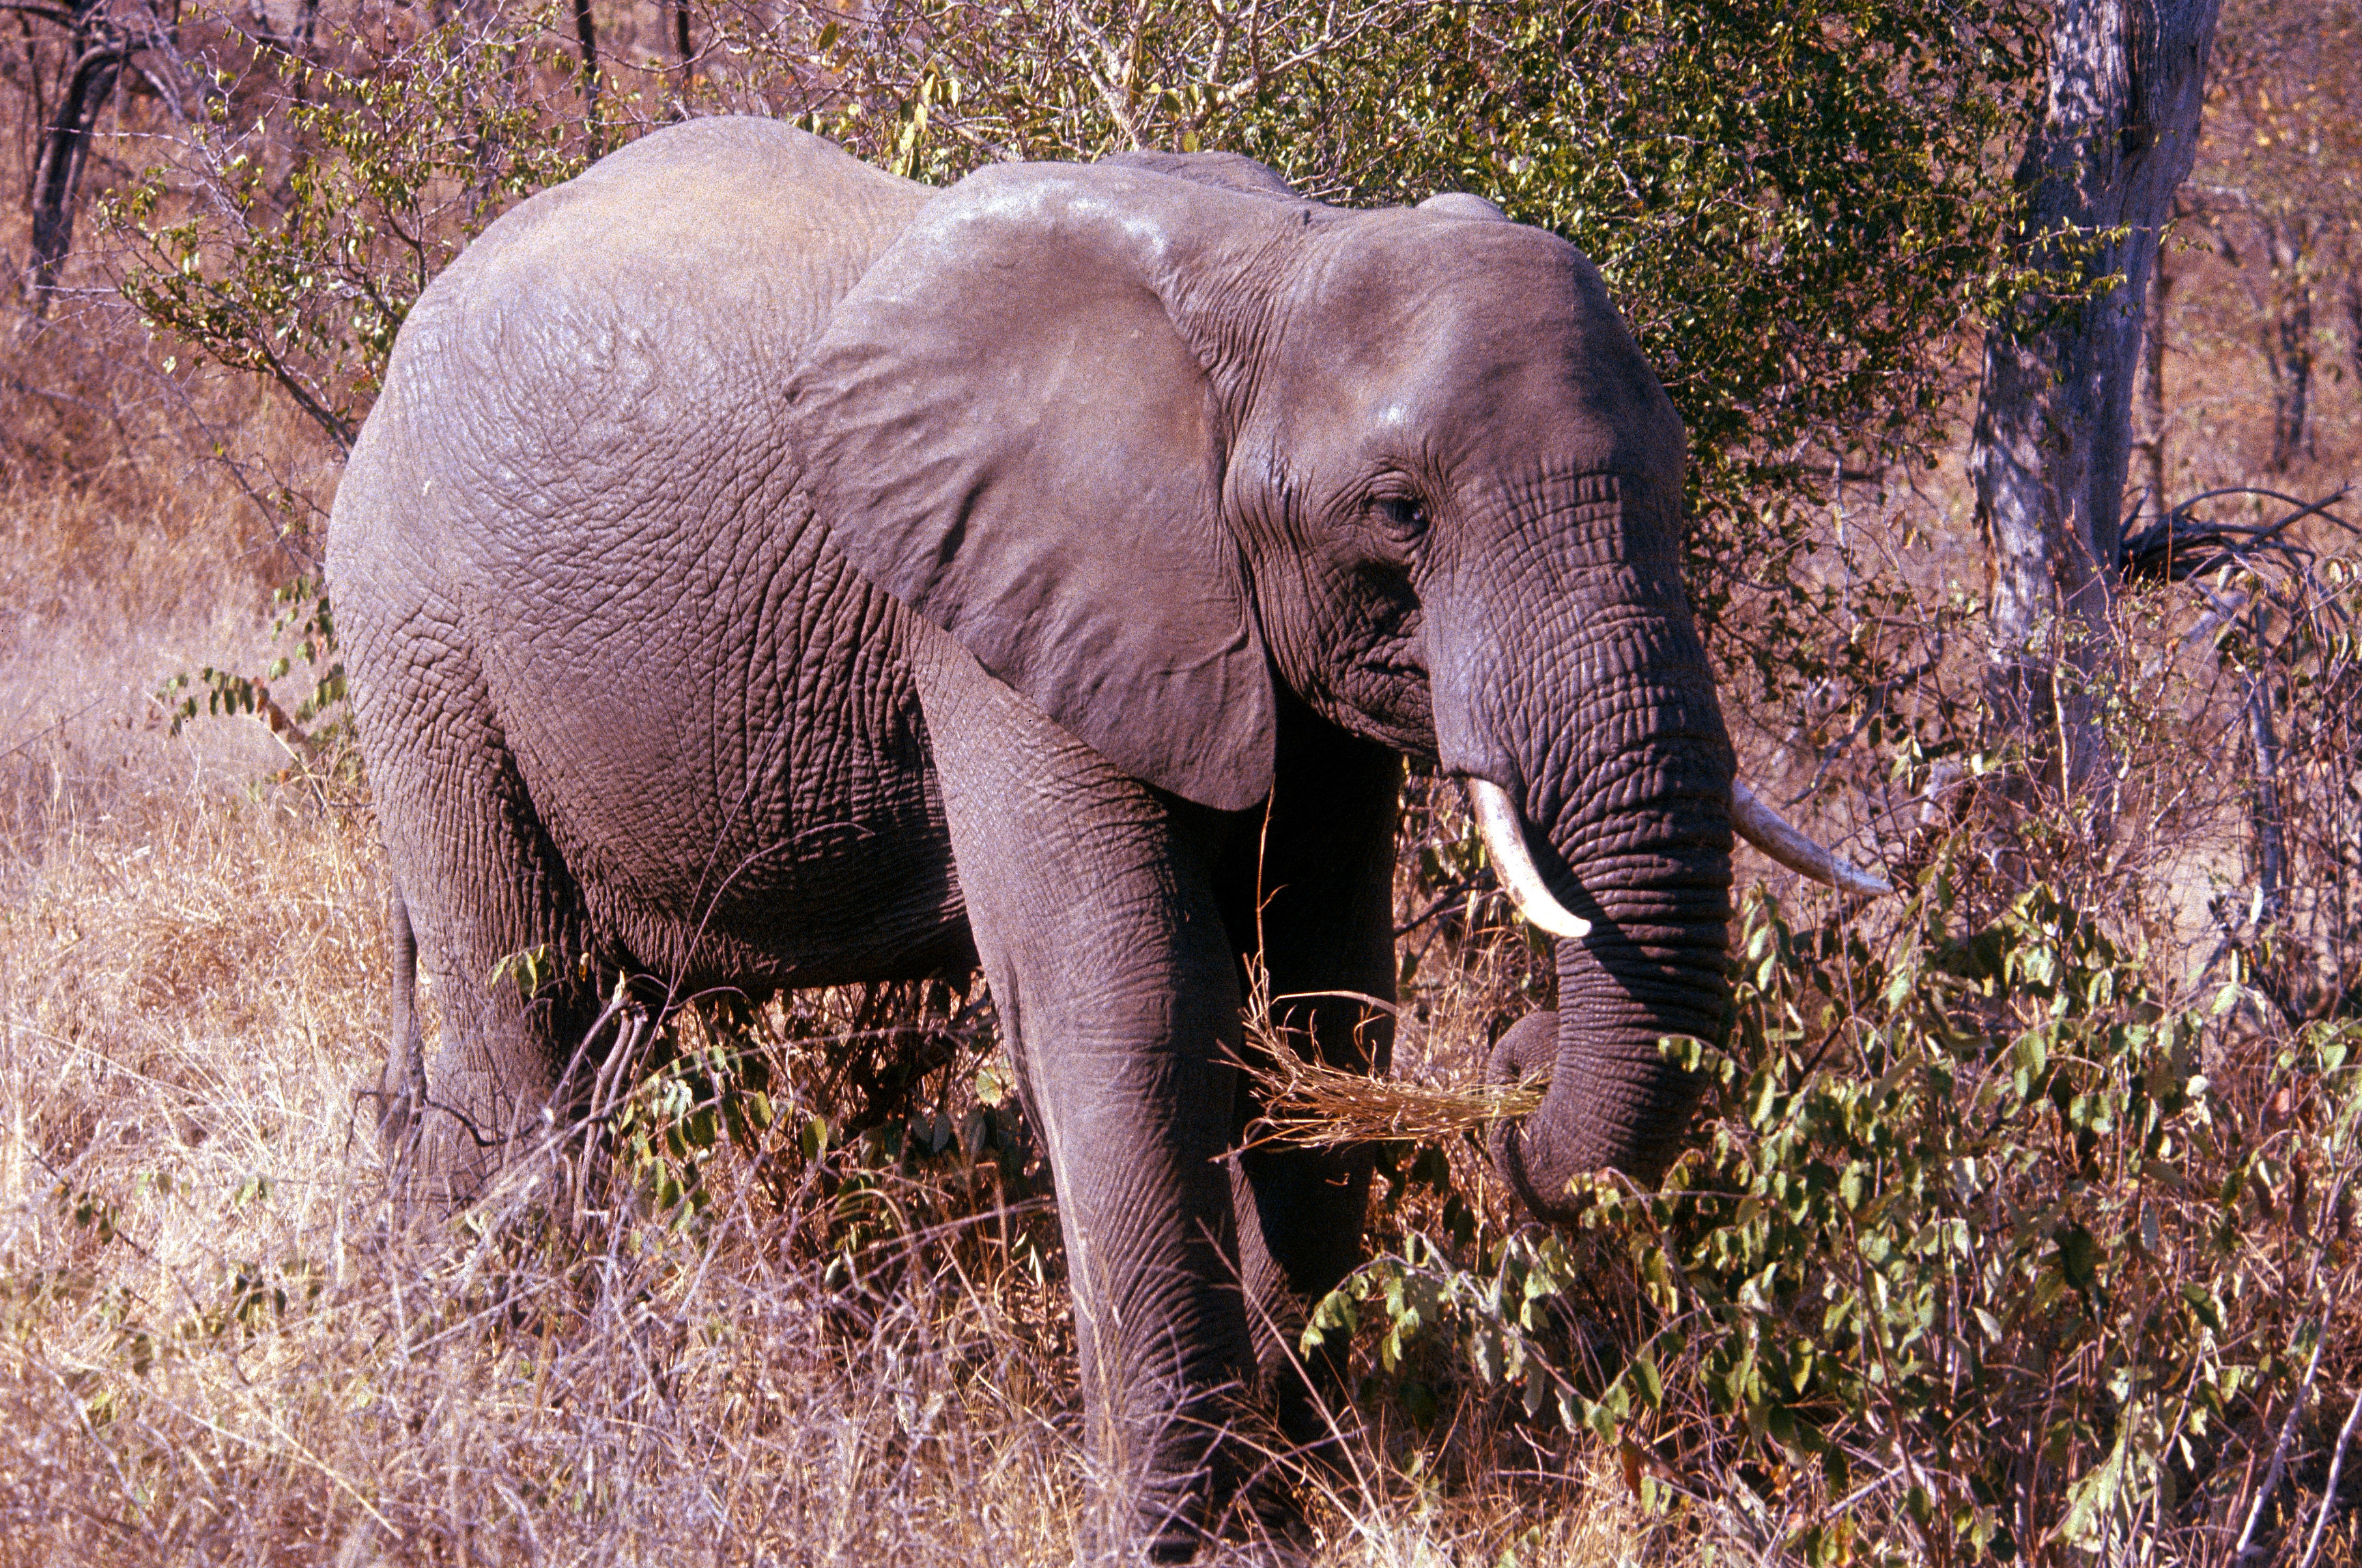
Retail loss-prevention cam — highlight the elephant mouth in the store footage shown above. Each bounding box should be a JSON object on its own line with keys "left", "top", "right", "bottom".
{"left": 1466, "top": 766, "right": 1883, "bottom": 1217}
{"left": 1462, "top": 773, "right": 1888, "bottom": 937}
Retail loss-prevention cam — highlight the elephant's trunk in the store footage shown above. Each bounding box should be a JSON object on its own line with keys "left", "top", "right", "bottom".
{"left": 1477, "top": 773, "right": 1732, "bottom": 1221}
{"left": 1467, "top": 771, "right": 1888, "bottom": 1214}
{"left": 1468, "top": 776, "right": 1889, "bottom": 1219}
{"left": 1426, "top": 474, "right": 1735, "bottom": 1223}
{"left": 1440, "top": 701, "right": 1735, "bottom": 1222}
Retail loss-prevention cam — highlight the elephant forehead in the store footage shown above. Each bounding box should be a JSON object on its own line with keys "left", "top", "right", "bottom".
{"left": 1285, "top": 215, "right": 1601, "bottom": 348}
{"left": 1269, "top": 216, "right": 1681, "bottom": 471}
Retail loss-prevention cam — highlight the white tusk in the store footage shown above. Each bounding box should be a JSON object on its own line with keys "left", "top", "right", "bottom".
{"left": 1731, "top": 780, "right": 1893, "bottom": 897}
{"left": 1464, "top": 778, "right": 1593, "bottom": 939}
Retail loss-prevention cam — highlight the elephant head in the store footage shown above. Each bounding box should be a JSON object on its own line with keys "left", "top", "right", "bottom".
{"left": 793, "top": 158, "right": 1879, "bottom": 1222}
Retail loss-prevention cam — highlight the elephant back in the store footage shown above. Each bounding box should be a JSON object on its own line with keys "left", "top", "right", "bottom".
{"left": 335, "top": 119, "right": 930, "bottom": 582}
{"left": 328, "top": 121, "right": 961, "bottom": 988}
{"left": 397, "top": 119, "right": 929, "bottom": 385}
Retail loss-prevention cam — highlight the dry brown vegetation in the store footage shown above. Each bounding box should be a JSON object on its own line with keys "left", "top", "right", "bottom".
{"left": 5, "top": 1, "right": 2362, "bottom": 1563}
{"left": 0, "top": 676, "right": 1668, "bottom": 1563}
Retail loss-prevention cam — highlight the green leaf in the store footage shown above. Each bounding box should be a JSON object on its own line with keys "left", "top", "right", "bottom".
{"left": 2056, "top": 1224, "right": 2102, "bottom": 1296}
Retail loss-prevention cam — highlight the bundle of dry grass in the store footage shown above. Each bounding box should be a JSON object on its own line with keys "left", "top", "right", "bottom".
{"left": 1243, "top": 1045, "right": 1545, "bottom": 1152}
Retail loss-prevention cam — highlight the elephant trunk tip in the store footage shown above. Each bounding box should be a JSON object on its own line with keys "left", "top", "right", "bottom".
{"left": 1483, "top": 1010, "right": 1666, "bottom": 1225}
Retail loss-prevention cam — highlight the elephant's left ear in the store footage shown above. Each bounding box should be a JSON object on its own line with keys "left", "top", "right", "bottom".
{"left": 789, "top": 162, "right": 1280, "bottom": 813}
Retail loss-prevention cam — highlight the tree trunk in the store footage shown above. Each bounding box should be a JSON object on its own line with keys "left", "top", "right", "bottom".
{"left": 1970, "top": 0, "right": 2221, "bottom": 804}
{"left": 26, "top": 0, "right": 130, "bottom": 313}
{"left": 2349, "top": 272, "right": 2362, "bottom": 401}
{"left": 2136, "top": 237, "right": 2173, "bottom": 524}
{"left": 2257, "top": 215, "right": 2317, "bottom": 471}
{"left": 20, "top": 16, "right": 51, "bottom": 211}
{"left": 664, "top": 0, "right": 692, "bottom": 115}
{"left": 571, "top": 0, "right": 600, "bottom": 137}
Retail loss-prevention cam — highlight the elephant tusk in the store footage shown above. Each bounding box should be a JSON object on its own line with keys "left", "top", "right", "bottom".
{"left": 1464, "top": 778, "right": 1593, "bottom": 939}
{"left": 1731, "top": 780, "right": 1894, "bottom": 897}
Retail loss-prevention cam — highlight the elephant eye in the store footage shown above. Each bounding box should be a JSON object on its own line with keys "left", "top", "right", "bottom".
{"left": 1371, "top": 496, "right": 1430, "bottom": 541}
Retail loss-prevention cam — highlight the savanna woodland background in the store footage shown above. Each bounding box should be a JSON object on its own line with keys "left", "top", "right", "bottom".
{"left": 3, "top": 1, "right": 2360, "bottom": 1561}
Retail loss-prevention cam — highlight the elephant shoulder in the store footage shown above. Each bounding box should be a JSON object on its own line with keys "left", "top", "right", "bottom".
{"left": 354, "top": 121, "right": 934, "bottom": 581}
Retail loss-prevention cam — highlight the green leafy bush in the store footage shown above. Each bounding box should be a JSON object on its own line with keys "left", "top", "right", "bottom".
{"left": 102, "top": 8, "right": 594, "bottom": 459}
{"left": 1314, "top": 844, "right": 2362, "bottom": 1562}
{"left": 158, "top": 575, "right": 352, "bottom": 784}
{"left": 730, "top": 0, "right": 2045, "bottom": 702}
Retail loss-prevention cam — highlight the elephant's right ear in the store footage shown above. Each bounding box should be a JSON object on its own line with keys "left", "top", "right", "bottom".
{"left": 790, "top": 164, "right": 1279, "bottom": 813}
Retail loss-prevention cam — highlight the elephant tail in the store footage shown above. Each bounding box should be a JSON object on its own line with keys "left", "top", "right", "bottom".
{"left": 377, "top": 879, "right": 428, "bottom": 1163}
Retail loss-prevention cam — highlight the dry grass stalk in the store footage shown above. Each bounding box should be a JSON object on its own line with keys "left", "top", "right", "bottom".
{"left": 0, "top": 742, "right": 1665, "bottom": 1563}
{"left": 1242, "top": 1044, "right": 1546, "bottom": 1151}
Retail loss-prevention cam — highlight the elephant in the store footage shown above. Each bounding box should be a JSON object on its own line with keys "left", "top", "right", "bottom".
{"left": 329, "top": 117, "right": 1881, "bottom": 1558}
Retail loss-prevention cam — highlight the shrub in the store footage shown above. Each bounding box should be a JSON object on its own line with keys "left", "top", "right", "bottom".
{"left": 100, "top": 7, "right": 595, "bottom": 465}
{"left": 729, "top": 0, "right": 2046, "bottom": 705}
{"left": 1312, "top": 842, "right": 2362, "bottom": 1563}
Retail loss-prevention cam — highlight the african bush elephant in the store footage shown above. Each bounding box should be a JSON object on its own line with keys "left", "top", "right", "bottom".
{"left": 330, "top": 116, "right": 1877, "bottom": 1558}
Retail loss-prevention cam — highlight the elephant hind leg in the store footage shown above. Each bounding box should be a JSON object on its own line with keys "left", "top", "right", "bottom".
{"left": 360, "top": 641, "right": 606, "bottom": 1201}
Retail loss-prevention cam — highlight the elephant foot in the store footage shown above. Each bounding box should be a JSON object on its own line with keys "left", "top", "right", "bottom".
{"left": 1102, "top": 1351, "right": 1351, "bottom": 1563}
{"left": 1208, "top": 1464, "right": 1318, "bottom": 1567}
{"left": 1081, "top": 1386, "right": 1325, "bottom": 1565}
{"left": 1094, "top": 1485, "right": 1310, "bottom": 1567}
{"left": 1264, "top": 1347, "right": 1357, "bottom": 1474}
{"left": 1180, "top": 1437, "right": 1333, "bottom": 1562}
{"left": 1082, "top": 1450, "right": 1225, "bottom": 1563}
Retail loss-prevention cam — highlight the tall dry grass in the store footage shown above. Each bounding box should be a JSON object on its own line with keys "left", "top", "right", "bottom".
{"left": 0, "top": 732, "right": 1685, "bottom": 1565}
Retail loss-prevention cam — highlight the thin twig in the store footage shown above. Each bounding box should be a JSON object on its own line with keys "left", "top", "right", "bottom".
{"left": 2298, "top": 1384, "right": 2362, "bottom": 1568}
{"left": 2236, "top": 1164, "right": 2358, "bottom": 1563}
{"left": 2240, "top": 1318, "right": 2329, "bottom": 1563}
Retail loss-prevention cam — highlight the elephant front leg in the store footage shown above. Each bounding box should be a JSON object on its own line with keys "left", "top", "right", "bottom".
{"left": 913, "top": 632, "right": 1260, "bottom": 1560}
{"left": 1220, "top": 712, "right": 1401, "bottom": 1451}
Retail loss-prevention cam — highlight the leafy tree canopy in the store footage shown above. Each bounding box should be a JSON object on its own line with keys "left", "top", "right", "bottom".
{"left": 112, "top": 0, "right": 2045, "bottom": 700}
{"left": 748, "top": 0, "right": 2046, "bottom": 693}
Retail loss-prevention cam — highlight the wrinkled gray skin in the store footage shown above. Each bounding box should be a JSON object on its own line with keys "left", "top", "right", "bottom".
{"left": 332, "top": 120, "right": 1733, "bottom": 1559}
